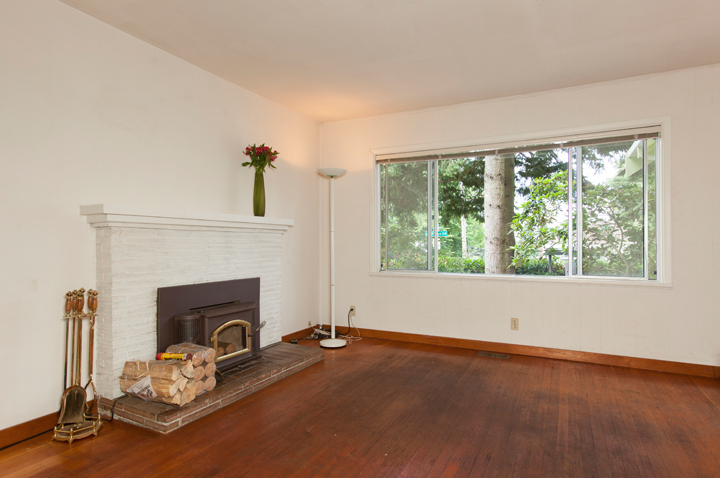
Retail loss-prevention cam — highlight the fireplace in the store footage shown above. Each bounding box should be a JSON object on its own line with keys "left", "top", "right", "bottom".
{"left": 157, "top": 278, "right": 262, "bottom": 371}
{"left": 81, "top": 204, "right": 293, "bottom": 398}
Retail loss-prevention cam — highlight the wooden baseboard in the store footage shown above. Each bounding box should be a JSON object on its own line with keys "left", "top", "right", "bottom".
{"left": 281, "top": 326, "right": 315, "bottom": 343}
{"left": 296, "top": 324, "right": 719, "bottom": 379}
{"left": 0, "top": 399, "right": 100, "bottom": 451}
{"left": 0, "top": 411, "right": 57, "bottom": 450}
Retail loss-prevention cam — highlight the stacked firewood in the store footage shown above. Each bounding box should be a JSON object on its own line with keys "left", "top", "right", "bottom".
{"left": 120, "top": 359, "right": 197, "bottom": 406}
{"left": 119, "top": 344, "right": 219, "bottom": 405}
{"left": 166, "top": 343, "right": 218, "bottom": 394}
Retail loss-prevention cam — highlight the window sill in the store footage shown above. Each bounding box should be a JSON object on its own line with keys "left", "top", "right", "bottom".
{"left": 369, "top": 271, "right": 672, "bottom": 288}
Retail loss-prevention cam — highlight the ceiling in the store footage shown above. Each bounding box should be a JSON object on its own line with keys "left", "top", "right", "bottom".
{"left": 59, "top": 0, "right": 720, "bottom": 123}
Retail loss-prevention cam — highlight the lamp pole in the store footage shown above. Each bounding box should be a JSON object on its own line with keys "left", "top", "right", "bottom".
{"left": 318, "top": 168, "right": 347, "bottom": 348}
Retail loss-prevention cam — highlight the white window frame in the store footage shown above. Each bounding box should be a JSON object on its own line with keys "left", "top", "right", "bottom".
{"left": 370, "top": 119, "right": 672, "bottom": 286}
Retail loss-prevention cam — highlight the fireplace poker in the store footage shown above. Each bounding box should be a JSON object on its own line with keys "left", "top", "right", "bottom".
{"left": 84, "top": 290, "right": 98, "bottom": 416}
{"left": 68, "top": 291, "right": 78, "bottom": 393}
{"left": 62, "top": 292, "right": 72, "bottom": 394}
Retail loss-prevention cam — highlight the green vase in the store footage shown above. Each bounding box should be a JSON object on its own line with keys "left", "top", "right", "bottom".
{"left": 253, "top": 170, "right": 265, "bottom": 217}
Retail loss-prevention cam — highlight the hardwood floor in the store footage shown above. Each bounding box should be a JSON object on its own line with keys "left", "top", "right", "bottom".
{"left": 2, "top": 338, "right": 720, "bottom": 477}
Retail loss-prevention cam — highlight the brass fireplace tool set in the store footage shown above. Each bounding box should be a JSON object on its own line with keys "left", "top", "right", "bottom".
{"left": 54, "top": 288, "right": 102, "bottom": 443}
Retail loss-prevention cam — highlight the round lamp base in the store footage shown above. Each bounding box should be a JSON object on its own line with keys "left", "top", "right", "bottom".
{"left": 320, "top": 338, "right": 347, "bottom": 349}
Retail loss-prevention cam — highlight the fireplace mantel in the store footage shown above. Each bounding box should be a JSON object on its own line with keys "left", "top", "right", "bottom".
{"left": 80, "top": 204, "right": 294, "bottom": 231}
{"left": 79, "top": 204, "right": 293, "bottom": 399}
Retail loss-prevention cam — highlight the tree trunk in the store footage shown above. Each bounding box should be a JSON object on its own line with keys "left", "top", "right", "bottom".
{"left": 484, "top": 154, "right": 515, "bottom": 274}
{"left": 504, "top": 154, "right": 516, "bottom": 274}
{"left": 460, "top": 183, "right": 468, "bottom": 259}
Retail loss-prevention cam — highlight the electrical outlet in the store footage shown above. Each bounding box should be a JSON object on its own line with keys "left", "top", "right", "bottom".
{"left": 349, "top": 306, "right": 356, "bottom": 316}
{"left": 511, "top": 318, "right": 519, "bottom": 331}
{"left": 308, "top": 321, "right": 312, "bottom": 327}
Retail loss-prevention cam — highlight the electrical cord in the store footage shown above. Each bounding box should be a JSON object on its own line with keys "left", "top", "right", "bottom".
{"left": 291, "top": 332, "right": 322, "bottom": 343}
{"left": 101, "top": 394, "right": 129, "bottom": 422}
{"left": 291, "top": 311, "right": 361, "bottom": 345}
{"left": 338, "top": 309, "right": 362, "bottom": 344}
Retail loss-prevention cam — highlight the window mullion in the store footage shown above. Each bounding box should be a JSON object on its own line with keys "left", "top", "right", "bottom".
{"left": 427, "top": 161, "right": 433, "bottom": 271}
{"left": 567, "top": 148, "right": 573, "bottom": 277}
{"left": 576, "top": 146, "right": 583, "bottom": 276}
{"left": 384, "top": 164, "right": 389, "bottom": 271}
{"left": 643, "top": 139, "right": 649, "bottom": 280}
{"left": 656, "top": 138, "right": 662, "bottom": 282}
{"left": 434, "top": 160, "right": 439, "bottom": 273}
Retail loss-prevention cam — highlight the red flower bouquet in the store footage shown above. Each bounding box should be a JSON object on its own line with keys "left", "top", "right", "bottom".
{"left": 242, "top": 144, "right": 278, "bottom": 174}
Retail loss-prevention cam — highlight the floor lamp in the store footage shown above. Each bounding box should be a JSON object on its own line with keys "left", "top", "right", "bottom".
{"left": 318, "top": 167, "right": 347, "bottom": 349}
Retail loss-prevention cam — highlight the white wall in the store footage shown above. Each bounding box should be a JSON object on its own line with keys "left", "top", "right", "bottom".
{"left": 0, "top": 0, "right": 320, "bottom": 429}
{"left": 321, "top": 65, "right": 720, "bottom": 369}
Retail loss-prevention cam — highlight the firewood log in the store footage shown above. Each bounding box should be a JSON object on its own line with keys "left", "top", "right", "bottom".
{"left": 161, "top": 393, "right": 181, "bottom": 406}
{"left": 122, "top": 360, "right": 181, "bottom": 381}
{"left": 167, "top": 344, "right": 204, "bottom": 366}
{"left": 193, "top": 364, "right": 205, "bottom": 381}
{"left": 204, "top": 361, "right": 216, "bottom": 378}
{"left": 204, "top": 376, "right": 217, "bottom": 392}
{"left": 120, "top": 375, "right": 181, "bottom": 398}
{"left": 179, "top": 362, "right": 195, "bottom": 379}
{"left": 178, "top": 386, "right": 196, "bottom": 406}
{"left": 187, "top": 390, "right": 196, "bottom": 404}
{"left": 195, "top": 378, "right": 205, "bottom": 396}
{"left": 167, "top": 343, "right": 215, "bottom": 366}
{"left": 176, "top": 376, "right": 188, "bottom": 392}
{"left": 217, "top": 346, "right": 225, "bottom": 357}
{"left": 218, "top": 341, "right": 236, "bottom": 355}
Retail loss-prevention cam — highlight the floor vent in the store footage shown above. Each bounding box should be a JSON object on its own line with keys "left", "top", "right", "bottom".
{"left": 476, "top": 351, "right": 510, "bottom": 360}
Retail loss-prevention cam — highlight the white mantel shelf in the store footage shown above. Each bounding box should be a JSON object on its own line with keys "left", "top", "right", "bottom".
{"left": 80, "top": 204, "right": 294, "bottom": 232}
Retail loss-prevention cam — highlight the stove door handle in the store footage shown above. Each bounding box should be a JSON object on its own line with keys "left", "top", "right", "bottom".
{"left": 249, "top": 320, "right": 266, "bottom": 337}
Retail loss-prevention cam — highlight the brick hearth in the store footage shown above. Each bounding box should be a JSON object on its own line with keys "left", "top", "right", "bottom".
{"left": 99, "top": 342, "right": 322, "bottom": 433}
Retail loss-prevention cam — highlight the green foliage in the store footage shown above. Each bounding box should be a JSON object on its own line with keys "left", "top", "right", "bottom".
{"left": 436, "top": 255, "right": 565, "bottom": 275}
{"left": 516, "top": 258, "right": 566, "bottom": 276}
{"left": 581, "top": 168, "right": 644, "bottom": 277}
{"left": 438, "top": 256, "right": 485, "bottom": 273}
{"left": 438, "top": 158, "right": 485, "bottom": 222}
{"left": 437, "top": 151, "right": 566, "bottom": 224}
{"left": 381, "top": 162, "right": 432, "bottom": 270}
{"left": 511, "top": 171, "right": 568, "bottom": 267}
{"left": 511, "top": 141, "right": 650, "bottom": 277}
{"left": 514, "top": 149, "right": 566, "bottom": 197}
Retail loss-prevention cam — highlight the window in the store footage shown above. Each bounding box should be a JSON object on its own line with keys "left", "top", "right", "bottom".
{"left": 378, "top": 127, "right": 661, "bottom": 280}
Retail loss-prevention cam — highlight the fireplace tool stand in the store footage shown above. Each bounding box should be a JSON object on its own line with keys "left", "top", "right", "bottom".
{"left": 54, "top": 289, "right": 102, "bottom": 443}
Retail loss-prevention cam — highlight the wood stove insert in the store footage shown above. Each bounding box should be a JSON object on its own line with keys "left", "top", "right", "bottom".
{"left": 157, "top": 278, "right": 262, "bottom": 372}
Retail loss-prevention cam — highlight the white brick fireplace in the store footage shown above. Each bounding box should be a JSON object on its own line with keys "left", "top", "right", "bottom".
{"left": 80, "top": 205, "right": 293, "bottom": 399}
